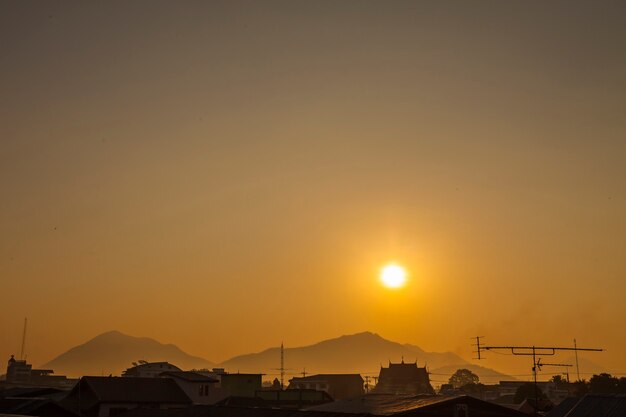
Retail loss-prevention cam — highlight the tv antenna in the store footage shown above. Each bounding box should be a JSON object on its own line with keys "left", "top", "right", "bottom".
{"left": 281, "top": 342, "right": 284, "bottom": 389}
{"left": 473, "top": 337, "right": 602, "bottom": 416}
{"left": 534, "top": 358, "right": 573, "bottom": 383}
{"left": 270, "top": 342, "right": 292, "bottom": 390}
{"left": 471, "top": 336, "right": 484, "bottom": 360}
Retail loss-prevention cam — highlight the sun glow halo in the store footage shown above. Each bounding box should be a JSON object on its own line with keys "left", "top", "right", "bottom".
{"left": 380, "top": 264, "right": 407, "bottom": 288}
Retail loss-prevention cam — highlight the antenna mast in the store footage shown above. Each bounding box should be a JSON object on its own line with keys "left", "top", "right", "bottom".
{"left": 20, "top": 318, "right": 28, "bottom": 360}
{"left": 280, "top": 342, "right": 285, "bottom": 390}
{"left": 574, "top": 338, "right": 581, "bottom": 381}
{"left": 473, "top": 337, "right": 602, "bottom": 417}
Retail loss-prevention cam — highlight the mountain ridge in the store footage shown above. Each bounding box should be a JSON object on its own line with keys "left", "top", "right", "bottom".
{"left": 219, "top": 331, "right": 511, "bottom": 383}
{"left": 42, "top": 330, "right": 513, "bottom": 383}
{"left": 41, "top": 330, "right": 215, "bottom": 377}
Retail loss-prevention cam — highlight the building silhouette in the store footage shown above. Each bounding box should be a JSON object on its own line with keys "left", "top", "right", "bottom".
{"left": 288, "top": 374, "right": 364, "bottom": 400}
{"left": 373, "top": 360, "right": 434, "bottom": 395}
{"left": 122, "top": 361, "right": 181, "bottom": 378}
{"left": 5, "top": 355, "right": 74, "bottom": 389}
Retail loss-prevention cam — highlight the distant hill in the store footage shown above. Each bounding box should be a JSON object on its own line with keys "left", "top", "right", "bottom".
{"left": 41, "top": 330, "right": 214, "bottom": 377}
{"left": 41, "top": 330, "right": 513, "bottom": 383}
{"left": 220, "top": 332, "right": 514, "bottom": 383}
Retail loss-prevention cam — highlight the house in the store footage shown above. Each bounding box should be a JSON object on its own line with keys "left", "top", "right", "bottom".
{"left": 256, "top": 389, "right": 334, "bottom": 408}
{"left": 288, "top": 374, "right": 364, "bottom": 400}
{"left": 213, "top": 389, "right": 333, "bottom": 409}
{"left": 306, "top": 393, "right": 525, "bottom": 417}
{"left": 62, "top": 376, "right": 191, "bottom": 417}
{"left": 544, "top": 394, "right": 626, "bottom": 417}
{"left": 160, "top": 371, "right": 220, "bottom": 405}
{"left": 0, "top": 386, "right": 78, "bottom": 417}
{"left": 220, "top": 373, "right": 262, "bottom": 398}
{"left": 517, "top": 397, "right": 554, "bottom": 414}
{"left": 497, "top": 381, "right": 570, "bottom": 405}
{"left": 5, "top": 355, "right": 75, "bottom": 389}
{"left": 6, "top": 356, "right": 31, "bottom": 384}
{"left": 122, "top": 361, "right": 182, "bottom": 378}
{"left": 373, "top": 361, "right": 434, "bottom": 395}
{"left": 0, "top": 397, "right": 79, "bottom": 417}
{"left": 106, "top": 394, "right": 525, "bottom": 417}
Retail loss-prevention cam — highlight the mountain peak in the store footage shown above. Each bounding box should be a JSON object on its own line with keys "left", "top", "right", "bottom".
{"left": 93, "top": 330, "right": 127, "bottom": 339}
{"left": 317, "top": 331, "right": 388, "bottom": 345}
{"left": 42, "top": 331, "right": 214, "bottom": 377}
{"left": 347, "top": 331, "right": 382, "bottom": 339}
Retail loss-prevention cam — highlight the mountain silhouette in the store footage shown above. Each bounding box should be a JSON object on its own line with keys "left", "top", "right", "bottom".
{"left": 41, "top": 330, "right": 512, "bottom": 382}
{"left": 41, "top": 330, "right": 214, "bottom": 377}
{"left": 221, "top": 332, "right": 513, "bottom": 383}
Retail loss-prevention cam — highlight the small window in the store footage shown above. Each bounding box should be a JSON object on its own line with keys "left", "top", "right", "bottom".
{"left": 455, "top": 404, "right": 468, "bottom": 417}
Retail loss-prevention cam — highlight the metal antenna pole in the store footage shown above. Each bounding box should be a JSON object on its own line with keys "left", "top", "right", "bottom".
{"left": 20, "top": 318, "right": 27, "bottom": 360}
{"left": 472, "top": 338, "right": 602, "bottom": 416}
{"left": 271, "top": 343, "right": 292, "bottom": 390}
{"left": 532, "top": 347, "right": 539, "bottom": 417}
{"left": 280, "top": 342, "right": 285, "bottom": 390}
{"left": 574, "top": 339, "right": 581, "bottom": 381}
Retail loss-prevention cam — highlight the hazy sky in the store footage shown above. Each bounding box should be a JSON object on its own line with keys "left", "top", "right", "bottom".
{"left": 1, "top": 1, "right": 625, "bottom": 378}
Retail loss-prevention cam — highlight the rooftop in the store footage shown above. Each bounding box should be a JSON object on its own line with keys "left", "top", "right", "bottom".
{"left": 306, "top": 394, "right": 524, "bottom": 416}
{"left": 160, "top": 371, "right": 219, "bottom": 383}
{"left": 75, "top": 376, "right": 192, "bottom": 404}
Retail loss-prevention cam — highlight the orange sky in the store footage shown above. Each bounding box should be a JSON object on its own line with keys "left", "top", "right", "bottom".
{"left": 1, "top": 1, "right": 625, "bottom": 379}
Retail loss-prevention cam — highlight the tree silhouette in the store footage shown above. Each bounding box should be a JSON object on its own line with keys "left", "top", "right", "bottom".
{"left": 589, "top": 373, "right": 619, "bottom": 394}
{"left": 550, "top": 375, "right": 566, "bottom": 384}
{"left": 448, "top": 369, "right": 479, "bottom": 388}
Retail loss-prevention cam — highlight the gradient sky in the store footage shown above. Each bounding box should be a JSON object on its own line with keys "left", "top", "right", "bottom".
{"left": 1, "top": 1, "right": 625, "bottom": 379}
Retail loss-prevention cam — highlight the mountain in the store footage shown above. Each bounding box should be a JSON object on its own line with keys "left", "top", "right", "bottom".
{"left": 220, "top": 332, "right": 514, "bottom": 383}
{"left": 41, "top": 330, "right": 513, "bottom": 383}
{"left": 41, "top": 330, "right": 214, "bottom": 377}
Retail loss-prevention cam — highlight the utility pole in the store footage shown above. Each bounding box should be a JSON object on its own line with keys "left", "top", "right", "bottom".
{"left": 473, "top": 338, "right": 602, "bottom": 417}
{"left": 364, "top": 376, "right": 370, "bottom": 393}
{"left": 20, "top": 318, "right": 27, "bottom": 360}
{"left": 280, "top": 342, "right": 285, "bottom": 390}
{"left": 301, "top": 368, "right": 307, "bottom": 378}
{"left": 574, "top": 339, "right": 581, "bottom": 381}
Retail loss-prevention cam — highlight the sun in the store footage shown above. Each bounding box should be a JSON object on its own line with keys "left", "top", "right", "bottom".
{"left": 380, "top": 264, "right": 407, "bottom": 288}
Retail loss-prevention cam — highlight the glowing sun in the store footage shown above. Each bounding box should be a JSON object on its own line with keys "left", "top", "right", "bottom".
{"left": 380, "top": 264, "right": 407, "bottom": 288}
